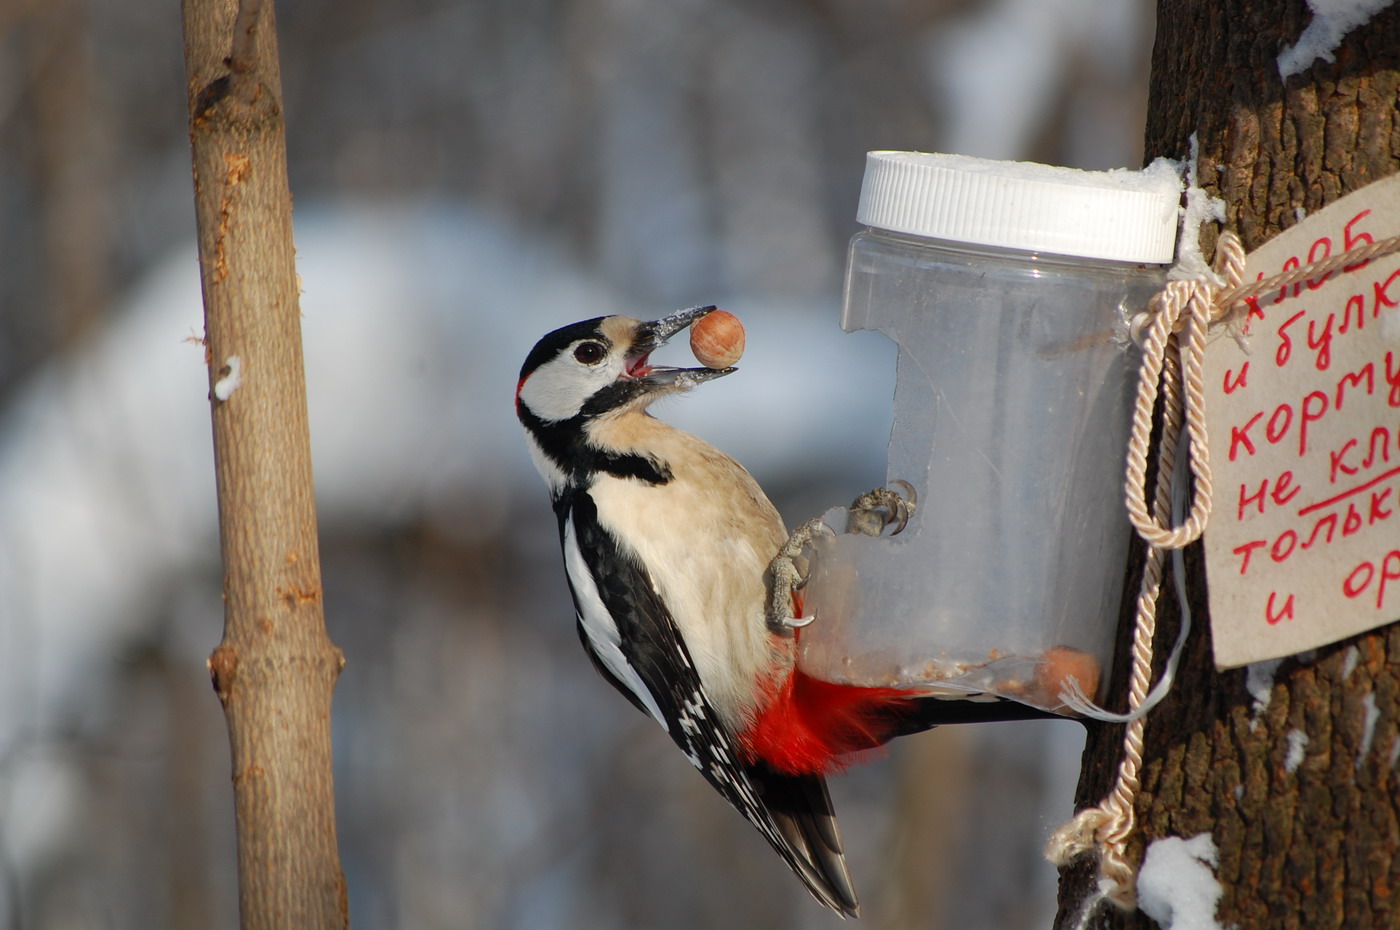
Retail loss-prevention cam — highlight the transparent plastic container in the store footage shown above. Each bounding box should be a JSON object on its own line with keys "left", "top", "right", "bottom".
{"left": 797, "top": 152, "right": 1180, "bottom": 712}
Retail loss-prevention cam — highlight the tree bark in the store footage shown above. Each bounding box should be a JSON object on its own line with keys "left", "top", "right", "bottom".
{"left": 181, "top": 1, "right": 348, "bottom": 927}
{"left": 1057, "top": 4, "right": 1400, "bottom": 928}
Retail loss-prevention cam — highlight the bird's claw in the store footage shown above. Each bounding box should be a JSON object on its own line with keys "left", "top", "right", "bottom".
{"left": 846, "top": 479, "right": 918, "bottom": 537}
{"left": 767, "top": 517, "right": 834, "bottom": 633}
{"left": 766, "top": 483, "right": 916, "bottom": 632}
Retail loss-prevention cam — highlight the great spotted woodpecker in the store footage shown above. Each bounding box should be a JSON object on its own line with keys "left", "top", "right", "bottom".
{"left": 515, "top": 306, "right": 1046, "bottom": 916}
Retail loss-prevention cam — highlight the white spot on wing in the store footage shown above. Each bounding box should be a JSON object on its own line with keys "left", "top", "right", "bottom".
{"left": 680, "top": 695, "right": 704, "bottom": 734}
{"left": 563, "top": 514, "right": 667, "bottom": 730}
{"left": 677, "top": 692, "right": 708, "bottom": 768}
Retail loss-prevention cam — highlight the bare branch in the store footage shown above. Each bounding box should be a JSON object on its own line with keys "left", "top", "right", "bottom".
{"left": 180, "top": 0, "right": 348, "bottom": 926}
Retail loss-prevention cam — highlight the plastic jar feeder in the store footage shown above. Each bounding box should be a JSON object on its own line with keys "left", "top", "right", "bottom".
{"left": 797, "top": 152, "right": 1182, "bottom": 713}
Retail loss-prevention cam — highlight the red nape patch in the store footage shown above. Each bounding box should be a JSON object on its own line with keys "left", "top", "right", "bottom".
{"left": 739, "top": 668, "right": 920, "bottom": 777}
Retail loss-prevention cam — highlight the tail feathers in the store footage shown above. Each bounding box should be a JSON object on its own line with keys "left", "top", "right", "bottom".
{"left": 745, "top": 669, "right": 1073, "bottom": 777}
{"left": 731, "top": 684, "right": 1064, "bottom": 916}
{"left": 750, "top": 765, "right": 860, "bottom": 918}
{"left": 887, "top": 691, "right": 1070, "bottom": 739}
{"left": 733, "top": 685, "right": 1066, "bottom": 917}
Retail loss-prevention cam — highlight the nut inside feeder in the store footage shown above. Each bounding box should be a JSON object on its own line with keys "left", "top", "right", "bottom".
{"left": 796, "top": 152, "right": 1181, "bottom": 714}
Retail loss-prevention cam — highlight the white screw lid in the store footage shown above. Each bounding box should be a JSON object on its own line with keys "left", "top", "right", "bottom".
{"left": 857, "top": 151, "right": 1182, "bottom": 264}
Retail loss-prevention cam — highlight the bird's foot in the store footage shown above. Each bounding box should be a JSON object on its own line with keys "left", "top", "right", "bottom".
{"left": 845, "top": 479, "right": 917, "bottom": 537}
{"left": 766, "top": 482, "right": 916, "bottom": 632}
{"left": 767, "top": 517, "right": 833, "bottom": 633}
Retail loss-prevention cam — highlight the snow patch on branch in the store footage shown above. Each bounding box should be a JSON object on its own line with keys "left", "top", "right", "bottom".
{"left": 1168, "top": 134, "right": 1226, "bottom": 286}
{"left": 1358, "top": 691, "right": 1380, "bottom": 768}
{"left": 212, "top": 355, "right": 243, "bottom": 401}
{"left": 1341, "top": 644, "right": 1360, "bottom": 679}
{"left": 1278, "top": 0, "right": 1397, "bottom": 79}
{"left": 1285, "top": 729, "right": 1309, "bottom": 773}
{"left": 1136, "top": 834, "right": 1224, "bottom": 930}
{"left": 1246, "top": 657, "right": 1282, "bottom": 728}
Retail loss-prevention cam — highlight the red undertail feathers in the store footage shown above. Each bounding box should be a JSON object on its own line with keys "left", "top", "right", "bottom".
{"left": 740, "top": 667, "right": 921, "bottom": 777}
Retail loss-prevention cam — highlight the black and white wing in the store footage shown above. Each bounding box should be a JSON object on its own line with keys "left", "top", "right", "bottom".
{"left": 557, "top": 490, "right": 860, "bottom": 917}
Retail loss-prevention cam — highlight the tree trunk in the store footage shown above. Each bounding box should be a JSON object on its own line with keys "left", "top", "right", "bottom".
{"left": 181, "top": 1, "right": 348, "bottom": 927}
{"left": 1057, "top": 3, "right": 1400, "bottom": 928}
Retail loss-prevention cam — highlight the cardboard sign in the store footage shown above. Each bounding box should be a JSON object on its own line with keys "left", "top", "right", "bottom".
{"left": 1204, "top": 174, "right": 1400, "bottom": 669}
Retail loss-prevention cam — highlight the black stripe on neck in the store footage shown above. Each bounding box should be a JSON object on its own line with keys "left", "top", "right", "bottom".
{"left": 521, "top": 404, "right": 673, "bottom": 487}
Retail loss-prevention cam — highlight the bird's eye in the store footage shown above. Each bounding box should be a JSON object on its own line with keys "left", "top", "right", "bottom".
{"left": 574, "top": 342, "right": 606, "bottom": 365}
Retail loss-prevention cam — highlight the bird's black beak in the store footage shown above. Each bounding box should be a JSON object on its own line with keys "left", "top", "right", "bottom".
{"left": 633, "top": 305, "right": 716, "bottom": 354}
{"left": 627, "top": 305, "right": 736, "bottom": 388}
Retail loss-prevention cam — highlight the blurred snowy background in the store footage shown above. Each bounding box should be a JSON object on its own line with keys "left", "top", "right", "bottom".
{"left": 0, "top": 1, "right": 1153, "bottom": 927}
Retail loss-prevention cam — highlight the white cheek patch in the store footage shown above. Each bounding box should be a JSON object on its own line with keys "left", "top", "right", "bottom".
{"left": 518, "top": 352, "right": 622, "bottom": 422}
{"left": 564, "top": 514, "right": 668, "bottom": 731}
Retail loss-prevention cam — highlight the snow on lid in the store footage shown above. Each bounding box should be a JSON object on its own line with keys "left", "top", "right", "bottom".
{"left": 857, "top": 151, "right": 1183, "bottom": 264}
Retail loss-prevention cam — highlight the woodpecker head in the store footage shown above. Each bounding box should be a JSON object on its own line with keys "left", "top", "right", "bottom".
{"left": 516, "top": 306, "right": 735, "bottom": 490}
{"left": 516, "top": 305, "right": 734, "bottom": 424}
